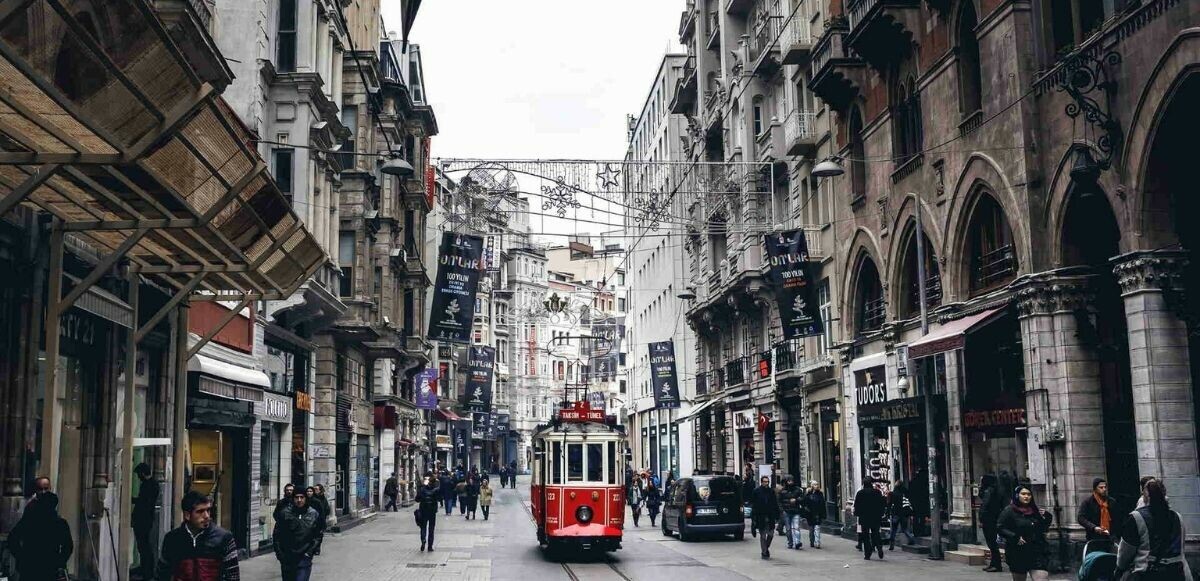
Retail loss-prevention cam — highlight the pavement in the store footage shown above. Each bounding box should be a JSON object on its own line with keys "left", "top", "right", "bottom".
{"left": 239, "top": 476, "right": 1073, "bottom": 580}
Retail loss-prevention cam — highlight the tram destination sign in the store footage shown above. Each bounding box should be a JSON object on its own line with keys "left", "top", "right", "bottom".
{"left": 559, "top": 401, "right": 605, "bottom": 422}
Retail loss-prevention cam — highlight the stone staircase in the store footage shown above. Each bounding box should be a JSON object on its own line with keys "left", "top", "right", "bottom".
{"left": 947, "top": 543, "right": 1001, "bottom": 566}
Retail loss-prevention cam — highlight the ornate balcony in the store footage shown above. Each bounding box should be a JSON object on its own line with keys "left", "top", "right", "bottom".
{"left": 781, "top": 15, "right": 815, "bottom": 64}
{"left": 773, "top": 339, "right": 806, "bottom": 382}
{"left": 784, "top": 110, "right": 818, "bottom": 157}
{"left": 754, "top": 120, "right": 785, "bottom": 163}
{"left": 724, "top": 356, "right": 748, "bottom": 388}
{"left": 726, "top": 0, "right": 753, "bottom": 16}
{"left": 845, "top": 0, "right": 922, "bottom": 72}
{"left": 679, "top": 1, "right": 698, "bottom": 41}
{"left": 749, "top": 9, "right": 782, "bottom": 78}
{"left": 809, "top": 20, "right": 867, "bottom": 112}
{"left": 669, "top": 56, "right": 698, "bottom": 115}
{"left": 706, "top": 11, "right": 722, "bottom": 50}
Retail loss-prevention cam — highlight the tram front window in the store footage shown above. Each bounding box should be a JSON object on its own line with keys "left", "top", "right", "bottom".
{"left": 568, "top": 443, "right": 584, "bottom": 481}
{"left": 552, "top": 441, "right": 563, "bottom": 484}
{"left": 607, "top": 441, "right": 617, "bottom": 484}
{"left": 587, "top": 443, "right": 603, "bottom": 482}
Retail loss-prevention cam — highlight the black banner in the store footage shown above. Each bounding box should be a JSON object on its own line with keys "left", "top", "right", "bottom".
{"left": 648, "top": 341, "right": 681, "bottom": 409}
{"left": 472, "top": 411, "right": 490, "bottom": 440}
{"left": 486, "top": 411, "right": 499, "bottom": 440}
{"left": 463, "top": 345, "right": 495, "bottom": 411}
{"left": 496, "top": 413, "right": 510, "bottom": 434}
{"left": 428, "top": 233, "right": 485, "bottom": 343}
{"left": 452, "top": 418, "right": 472, "bottom": 466}
{"left": 764, "top": 229, "right": 823, "bottom": 339}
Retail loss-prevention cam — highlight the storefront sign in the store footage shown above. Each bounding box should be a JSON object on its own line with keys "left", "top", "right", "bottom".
{"left": 858, "top": 396, "right": 924, "bottom": 426}
{"left": 486, "top": 411, "right": 499, "bottom": 440}
{"left": 963, "top": 408, "right": 1027, "bottom": 430}
{"left": 866, "top": 437, "right": 892, "bottom": 493}
{"left": 294, "top": 391, "right": 313, "bottom": 412}
{"left": 472, "top": 411, "right": 490, "bottom": 440}
{"left": 463, "top": 345, "right": 495, "bottom": 410}
{"left": 854, "top": 365, "right": 887, "bottom": 408}
{"left": 452, "top": 419, "right": 473, "bottom": 464}
{"left": 763, "top": 229, "right": 823, "bottom": 339}
{"left": 560, "top": 401, "right": 605, "bottom": 422}
{"left": 496, "top": 413, "right": 510, "bottom": 434}
{"left": 261, "top": 392, "right": 292, "bottom": 423}
{"left": 311, "top": 444, "right": 333, "bottom": 458}
{"left": 818, "top": 399, "right": 838, "bottom": 416}
{"left": 648, "top": 341, "right": 680, "bottom": 409}
{"left": 435, "top": 434, "right": 452, "bottom": 449}
{"left": 415, "top": 368, "right": 439, "bottom": 410}
{"left": 733, "top": 409, "right": 755, "bottom": 430}
{"left": 428, "top": 232, "right": 485, "bottom": 344}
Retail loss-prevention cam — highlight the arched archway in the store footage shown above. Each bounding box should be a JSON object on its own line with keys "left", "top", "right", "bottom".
{"left": 852, "top": 253, "right": 885, "bottom": 337}
{"left": 962, "top": 190, "right": 1018, "bottom": 296}
{"left": 895, "top": 221, "right": 941, "bottom": 321}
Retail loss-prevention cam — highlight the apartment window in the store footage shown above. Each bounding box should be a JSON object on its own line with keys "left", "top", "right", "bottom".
{"left": 752, "top": 97, "right": 765, "bottom": 136}
{"left": 272, "top": 149, "right": 294, "bottom": 203}
{"left": 409, "top": 55, "right": 425, "bottom": 103}
{"left": 373, "top": 266, "right": 383, "bottom": 302}
{"left": 339, "top": 105, "right": 358, "bottom": 170}
{"left": 957, "top": 1, "right": 983, "bottom": 117}
{"left": 967, "top": 192, "right": 1018, "bottom": 294}
{"left": 817, "top": 279, "right": 833, "bottom": 356}
{"left": 338, "top": 231, "right": 355, "bottom": 297}
{"left": 848, "top": 107, "right": 866, "bottom": 203}
{"left": 276, "top": 0, "right": 297, "bottom": 73}
{"left": 854, "top": 255, "right": 885, "bottom": 335}
{"left": 891, "top": 74, "right": 923, "bottom": 165}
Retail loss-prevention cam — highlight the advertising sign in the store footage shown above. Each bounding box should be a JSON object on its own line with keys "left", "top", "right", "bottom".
{"left": 415, "top": 368, "right": 439, "bottom": 410}
{"left": 648, "top": 340, "right": 680, "bottom": 409}
{"left": 452, "top": 419, "right": 473, "bottom": 465}
{"left": 472, "top": 411, "right": 490, "bottom": 440}
{"left": 854, "top": 365, "right": 888, "bottom": 409}
{"left": 763, "top": 229, "right": 823, "bottom": 338}
{"left": 428, "top": 232, "right": 484, "bottom": 343}
{"left": 463, "top": 345, "right": 495, "bottom": 411}
{"left": 496, "top": 413, "right": 510, "bottom": 434}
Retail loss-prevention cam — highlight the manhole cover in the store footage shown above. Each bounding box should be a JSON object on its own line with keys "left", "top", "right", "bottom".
{"left": 406, "top": 563, "right": 440, "bottom": 569}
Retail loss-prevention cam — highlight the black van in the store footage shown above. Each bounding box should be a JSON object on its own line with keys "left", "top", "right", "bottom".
{"left": 661, "top": 475, "right": 745, "bottom": 541}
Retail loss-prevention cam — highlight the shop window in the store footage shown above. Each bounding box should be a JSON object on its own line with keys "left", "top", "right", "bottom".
{"left": 854, "top": 255, "right": 885, "bottom": 335}
{"left": 848, "top": 107, "right": 866, "bottom": 203}
{"left": 967, "top": 192, "right": 1018, "bottom": 294}
{"left": 957, "top": 1, "right": 983, "bottom": 116}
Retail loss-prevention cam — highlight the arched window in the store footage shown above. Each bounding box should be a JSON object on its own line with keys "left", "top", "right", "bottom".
{"left": 898, "top": 223, "right": 941, "bottom": 320}
{"left": 967, "top": 192, "right": 1018, "bottom": 294}
{"left": 957, "top": 1, "right": 983, "bottom": 116}
{"left": 848, "top": 106, "right": 866, "bottom": 203}
{"left": 891, "top": 74, "right": 923, "bottom": 164}
{"left": 854, "top": 255, "right": 885, "bottom": 335}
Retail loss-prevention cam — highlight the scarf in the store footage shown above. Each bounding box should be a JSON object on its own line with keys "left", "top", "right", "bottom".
{"left": 1094, "top": 493, "right": 1111, "bottom": 531}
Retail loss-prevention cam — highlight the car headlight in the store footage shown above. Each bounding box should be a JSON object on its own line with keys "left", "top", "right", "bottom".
{"left": 576, "top": 505, "right": 594, "bottom": 524}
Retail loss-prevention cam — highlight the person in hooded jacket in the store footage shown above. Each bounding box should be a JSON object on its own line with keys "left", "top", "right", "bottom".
{"left": 778, "top": 475, "right": 806, "bottom": 550}
{"left": 997, "top": 486, "right": 1054, "bottom": 581}
{"left": 416, "top": 474, "right": 441, "bottom": 551}
{"left": 979, "top": 474, "right": 1007, "bottom": 572}
{"left": 9, "top": 490, "right": 73, "bottom": 581}
{"left": 750, "top": 475, "right": 781, "bottom": 559}
{"left": 644, "top": 482, "right": 663, "bottom": 527}
{"left": 274, "top": 489, "right": 320, "bottom": 581}
{"left": 853, "top": 480, "right": 886, "bottom": 560}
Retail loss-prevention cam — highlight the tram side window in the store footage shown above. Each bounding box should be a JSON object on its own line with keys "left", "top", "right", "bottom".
{"left": 587, "top": 443, "right": 603, "bottom": 482}
{"left": 567, "top": 443, "right": 584, "bottom": 481}
{"left": 551, "top": 441, "right": 562, "bottom": 484}
{"left": 607, "top": 441, "right": 616, "bottom": 485}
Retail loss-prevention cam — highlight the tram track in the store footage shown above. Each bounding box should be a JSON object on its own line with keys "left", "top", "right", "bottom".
{"left": 518, "top": 488, "right": 632, "bottom": 581}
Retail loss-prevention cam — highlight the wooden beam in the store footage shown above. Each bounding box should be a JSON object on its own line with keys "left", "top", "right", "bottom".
{"left": 58, "top": 227, "right": 150, "bottom": 312}
{"left": 135, "top": 273, "right": 204, "bottom": 343}
{"left": 61, "top": 219, "right": 201, "bottom": 231}
{"left": 0, "top": 163, "right": 59, "bottom": 218}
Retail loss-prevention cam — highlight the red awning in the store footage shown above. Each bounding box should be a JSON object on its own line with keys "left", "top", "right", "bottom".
{"left": 435, "top": 408, "right": 462, "bottom": 421}
{"left": 908, "top": 307, "right": 1006, "bottom": 358}
{"left": 396, "top": 439, "right": 414, "bottom": 447}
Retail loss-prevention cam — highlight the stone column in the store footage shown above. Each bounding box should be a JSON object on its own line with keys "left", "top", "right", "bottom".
{"left": 1113, "top": 251, "right": 1200, "bottom": 533}
{"left": 311, "top": 333, "right": 338, "bottom": 511}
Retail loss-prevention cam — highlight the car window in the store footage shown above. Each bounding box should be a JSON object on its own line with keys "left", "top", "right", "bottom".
{"left": 690, "top": 477, "right": 738, "bottom": 502}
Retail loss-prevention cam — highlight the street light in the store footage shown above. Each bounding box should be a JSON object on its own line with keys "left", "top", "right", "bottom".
{"left": 811, "top": 157, "right": 845, "bottom": 178}
{"left": 380, "top": 156, "right": 415, "bottom": 177}
{"left": 676, "top": 286, "right": 697, "bottom": 300}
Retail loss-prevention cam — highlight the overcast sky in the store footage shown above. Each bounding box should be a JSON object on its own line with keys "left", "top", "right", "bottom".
{"left": 381, "top": 1, "right": 684, "bottom": 162}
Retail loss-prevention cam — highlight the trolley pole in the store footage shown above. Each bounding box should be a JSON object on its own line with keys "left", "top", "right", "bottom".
{"left": 914, "top": 198, "right": 943, "bottom": 560}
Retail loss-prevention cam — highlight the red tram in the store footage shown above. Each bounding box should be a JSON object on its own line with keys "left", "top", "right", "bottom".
{"left": 531, "top": 401, "right": 627, "bottom": 552}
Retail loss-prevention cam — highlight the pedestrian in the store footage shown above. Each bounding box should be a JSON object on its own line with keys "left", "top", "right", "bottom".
{"left": 979, "top": 474, "right": 1006, "bottom": 573}
{"left": 479, "top": 478, "right": 494, "bottom": 521}
{"left": 132, "top": 462, "right": 160, "bottom": 579}
{"left": 510, "top": 460, "right": 518, "bottom": 488}
{"left": 416, "top": 474, "right": 440, "bottom": 552}
{"left": 1115, "top": 479, "right": 1192, "bottom": 581}
{"left": 274, "top": 488, "right": 320, "bottom": 581}
{"left": 304, "top": 486, "right": 326, "bottom": 555}
{"left": 997, "top": 486, "right": 1054, "bottom": 581}
{"left": 887, "top": 480, "right": 915, "bottom": 550}
{"left": 1078, "top": 477, "right": 1116, "bottom": 541}
{"left": 853, "top": 479, "right": 886, "bottom": 560}
{"left": 313, "top": 484, "right": 332, "bottom": 544}
{"left": 628, "top": 474, "right": 644, "bottom": 527}
{"left": 498, "top": 465, "right": 507, "bottom": 489}
{"left": 156, "top": 491, "right": 240, "bottom": 580}
{"left": 465, "top": 476, "right": 480, "bottom": 520}
{"left": 275, "top": 483, "right": 296, "bottom": 522}
{"left": 384, "top": 473, "right": 400, "bottom": 512}
{"left": 441, "top": 471, "right": 456, "bottom": 515}
{"left": 778, "top": 475, "right": 805, "bottom": 550}
{"left": 741, "top": 469, "right": 757, "bottom": 537}
{"left": 750, "top": 475, "right": 780, "bottom": 559}
{"left": 456, "top": 476, "right": 469, "bottom": 516}
{"left": 645, "top": 482, "right": 662, "bottom": 527}
{"left": 805, "top": 481, "right": 827, "bottom": 549}
{"left": 8, "top": 490, "right": 73, "bottom": 581}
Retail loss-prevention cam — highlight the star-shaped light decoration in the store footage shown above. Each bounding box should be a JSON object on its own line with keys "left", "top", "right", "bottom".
{"left": 596, "top": 163, "right": 621, "bottom": 190}
{"left": 633, "top": 187, "right": 670, "bottom": 231}
{"left": 541, "top": 176, "right": 580, "bottom": 217}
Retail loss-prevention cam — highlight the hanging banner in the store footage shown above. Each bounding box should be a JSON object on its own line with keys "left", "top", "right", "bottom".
{"left": 763, "top": 229, "right": 823, "bottom": 339}
{"left": 428, "top": 232, "right": 484, "bottom": 343}
{"left": 648, "top": 340, "right": 681, "bottom": 409}
{"left": 415, "top": 368, "right": 439, "bottom": 410}
{"left": 486, "top": 411, "right": 499, "bottom": 440}
{"left": 472, "top": 411, "right": 490, "bottom": 440}
{"left": 463, "top": 345, "right": 495, "bottom": 411}
{"left": 496, "top": 413, "right": 510, "bottom": 434}
{"left": 452, "top": 419, "right": 473, "bottom": 465}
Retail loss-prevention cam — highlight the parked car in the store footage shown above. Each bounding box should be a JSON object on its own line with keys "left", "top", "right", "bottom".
{"left": 661, "top": 475, "right": 745, "bottom": 541}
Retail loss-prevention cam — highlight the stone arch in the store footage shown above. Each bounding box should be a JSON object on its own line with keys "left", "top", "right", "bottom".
{"left": 887, "top": 194, "right": 944, "bottom": 319}
{"left": 1044, "top": 141, "right": 1130, "bottom": 268}
{"left": 944, "top": 153, "right": 1028, "bottom": 300}
{"left": 840, "top": 228, "right": 888, "bottom": 337}
{"left": 1122, "top": 28, "right": 1200, "bottom": 251}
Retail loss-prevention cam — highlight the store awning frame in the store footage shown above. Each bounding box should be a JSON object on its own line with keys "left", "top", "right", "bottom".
{"left": 436, "top": 408, "right": 463, "bottom": 422}
{"left": 675, "top": 398, "right": 718, "bottom": 423}
{"left": 907, "top": 307, "right": 1006, "bottom": 359}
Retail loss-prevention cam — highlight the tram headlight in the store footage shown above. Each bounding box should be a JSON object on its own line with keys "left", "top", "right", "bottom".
{"left": 576, "top": 505, "right": 594, "bottom": 524}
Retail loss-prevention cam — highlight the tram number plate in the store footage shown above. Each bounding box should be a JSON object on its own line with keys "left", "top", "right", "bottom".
{"left": 696, "top": 507, "right": 717, "bottom": 515}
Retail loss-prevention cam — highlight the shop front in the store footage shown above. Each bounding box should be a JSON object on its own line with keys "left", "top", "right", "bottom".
{"left": 733, "top": 408, "right": 756, "bottom": 475}
{"left": 256, "top": 391, "right": 293, "bottom": 549}
{"left": 816, "top": 398, "right": 842, "bottom": 523}
{"left": 187, "top": 384, "right": 256, "bottom": 552}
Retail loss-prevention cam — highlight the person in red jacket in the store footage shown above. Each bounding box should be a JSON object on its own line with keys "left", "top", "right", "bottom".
{"left": 157, "top": 491, "right": 240, "bottom": 581}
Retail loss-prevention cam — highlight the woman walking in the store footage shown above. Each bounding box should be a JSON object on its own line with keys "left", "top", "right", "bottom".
{"left": 628, "top": 474, "right": 645, "bottom": 527}
{"left": 416, "top": 474, "right": 440, "bottom": 552}
{"left": 997, "top": 486, "right": 1054, "bottom": 581}
{"left": 465, "top": 476, "right": 480, "bottom": 520}
{"left": 645, "top": 483, "right": 662, "bottom": 527}
{"left": 1115, "top": 479, "right": 1192, "bottom": 580}
{"left": 479, "top": 479, "right": 494, "bottom": 521}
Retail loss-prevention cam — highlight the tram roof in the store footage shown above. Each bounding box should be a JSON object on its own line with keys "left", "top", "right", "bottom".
{"left": 533, "top": 420, "right": 626, "bottom": 440}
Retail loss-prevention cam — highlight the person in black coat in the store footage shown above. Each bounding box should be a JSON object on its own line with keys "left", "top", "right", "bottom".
{"left": 416, "top": 475, "right": 441, "bottom": 552}
{"left": 644, "top": 483, "right": 663, "bottom": 527}
{"left": 304, "top": 486, "right": 327, "bottom": 555}
{"left": 887, "top": 480, "right": 915, "bottom": 550}
{"left": 978, "top": 474, "right": 1006, "bottom": 572}
{"left": 805, "top": 482, "right": 827, "bottom": 549}
{"left": 1077, "top": 477, "right": 1116, "bottom": 541}
{"left": 274, "top": 483, "right": 296, "bottom": 522}
{"left": 464, "top": 476, "right": 480, "bottom": 520}
{"left": 853, "top": 480, "right": 887, "bottom": 560}
{"left": 750, "top": 476, "right": 780, "bottom": 559}
{"left": 440, "top": 472, "right": 456, "bottom": 515}
{"left": 132, "top": 463, "right": 160, "bottom": 580}
{"left": 9, "top": 491, "right": 73, "bottom": 581}
{"left": 997, "top": 486, "right": 1053, "bottom": 581}
{"left": 274, "top": 490, "right": 321, "bottom": 581}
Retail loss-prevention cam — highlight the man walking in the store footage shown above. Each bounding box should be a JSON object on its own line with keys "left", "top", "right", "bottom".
{"left": 778, "top": 475, "right": 806, "bottom": 550}
{"left": 854, "top": 480, "right": 886, "bottom": 560}
{"left": 157, "top": 491, "right": 240, "bottom": 580}
{"left": 887, "top": 480, "right": 915, "bottom": 550}
{"left": 416, "top": 474, "right": 440, "bottom": 551}
{"left": 274, "top": 488, "right": 320, "bottom": 581}
{"left": 440, "top": 471, "right": 456, "bottom": 515}
{"left": 978, "top": 474, "right": 1005, "bottom": 572}
{"left": 132, "top": 463, "right": 160, "bottom": 579}
{"left": 805, "top": 482, "right": 827, "bottom": 549}
{"left": 1077, "top": 477, "right": 1114, "bottom": 540}
{"left": 751, "top": 475, "right": 780, "bottom": 559}
{"left": 8, "top": 490, "right": 73, "bottom": 581}
{"left": 384, "top": 473, "right": 399, "bottom": 512}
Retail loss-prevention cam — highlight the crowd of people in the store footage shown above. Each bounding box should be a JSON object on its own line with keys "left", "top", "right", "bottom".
{"left": 410, "top": 461, "right": 511, "bottom": 552}
{"left": 741, "top": 473, "right": 828, "bottom": 559}
{"left": 623, "top": 468, "right": 668, "bottom": 528}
